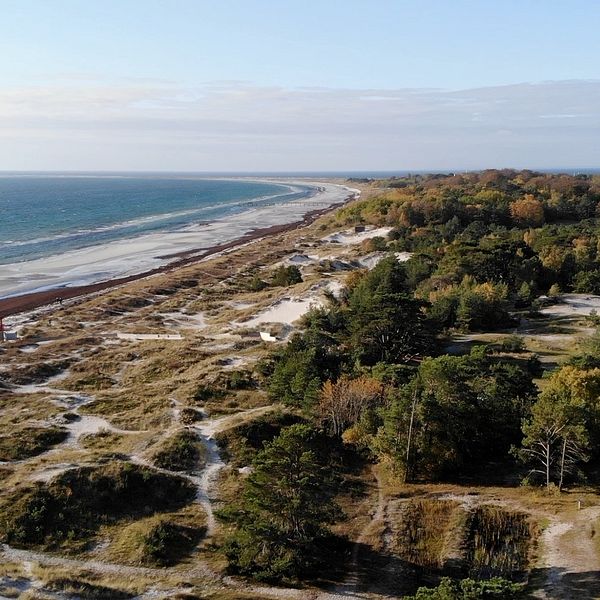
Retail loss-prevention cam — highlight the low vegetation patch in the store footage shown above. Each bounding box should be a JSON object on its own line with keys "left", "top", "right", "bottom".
{"left": 45, "top": 578, "right": 134, "bottom": 600}
{"left": 194, "top": 370, "right": 256, "bottom": 403}
{"left": 140, "top": 519, "right": 204, "bottom": 566}
{"left": 465, "top": 506, "right": 532, "bottom": 579}
{"left": 5, "top": 360, "right": 70, "bottom": 385}
{"left": 180, "top": 407, "right": 204, "bottom": 424}
{"left": 0, "top": 426, "right": 68, "bottom": 461}
{"left": 151, "top": 429, "right": 206, "bottom": 472}
{"left": 0, "top": 462, "right": 196, "bottom": 550}
{"left": 106, "top": 506, "right": 206, "bottom": 566}
{"left": 396, "top": 499, "right": 460, "bottom": 570}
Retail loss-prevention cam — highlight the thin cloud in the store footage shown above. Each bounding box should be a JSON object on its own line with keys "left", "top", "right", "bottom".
{"left": 0, "top": 80, "right": 598, "bottom": 170}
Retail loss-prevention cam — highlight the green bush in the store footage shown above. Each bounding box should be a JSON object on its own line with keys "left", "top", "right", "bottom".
{"left": 573, "top": 269, "right": 600, "bottom": 294}
{"left": 0, "top": 427, "right": 68, "bottom": 461}
{"left": 152, "top": 429, "right": 206, "bottom": 472}
{"left": 499, "top": 335, "right": 526, "bottom": 353}
{"left": 215, "top": 411, "right": 305, "bottom": 467}
{"left": 271, "top": 265, "right": 303, "bottom": 287}
{"left": 0, "top": 462, "right": 196, "bottom": 549}
{"left": 248, "top": 275, "right": 268, "bottom": 292}
{"left": 193, "top": 383, "right": 225, "bottom": 402}
{"left": 141, "top": 520, "right": 204, "bottom": 566}
{"left": 404, "top": 577, "right": 523, "bottom": 599}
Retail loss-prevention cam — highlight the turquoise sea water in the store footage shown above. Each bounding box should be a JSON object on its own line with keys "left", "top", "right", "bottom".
{"left": 0, "top": 176, "right": 312, "bottom": 265}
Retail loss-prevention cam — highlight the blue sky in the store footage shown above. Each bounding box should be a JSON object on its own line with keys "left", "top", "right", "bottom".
{"left": 1, "top": 0, "right": 599, "bottom": 170}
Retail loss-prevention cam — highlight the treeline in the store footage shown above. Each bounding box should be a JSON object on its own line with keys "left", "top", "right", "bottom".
{"left": 340, "top": 170, "right": 600, "bottom": 315}
{"left": 222, "top": 256, "right": 541, "bottom": 585}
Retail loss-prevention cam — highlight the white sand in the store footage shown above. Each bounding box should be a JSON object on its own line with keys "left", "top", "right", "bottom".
{"left": 223, "top": 300, "right": 256, "bottom": 310}
{"left": 286, "top": 254, "right": 317, "bottom": 265}
{"left": 322, "top": 226, "right": 392, "bottom": 245}
{"left": 540, "top": 294, "right": 600, "bottom": 317}
{"left": 240, "top": 279, "right": 343, "bottom": 327}
{"left": 156, "top": 311, "right": 206, "bottom": 330}
{"left": 0, "top": 181, "right": 357, "bottom": 298}
{"left": 244, "top": 297, "right": 319, "bottom": 326}
{"left": 65, "top": 415, "right": 117, "bottom": 439}
{"left": 358, "top": 251, "right": 413, "bottom": 269}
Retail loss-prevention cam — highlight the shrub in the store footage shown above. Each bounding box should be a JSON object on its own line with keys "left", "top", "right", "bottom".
{"left": 547, "top": 283, "right": 561, "bottom": 297}
{"left": 152, "top": 429, "right": 206, "bottom": 472}
{"left": 215, "top": 411, "right": 305, "bottom": 467}
{"left": 248, "top": 275, "right": 268, "bottom": 292}
{"left": 180, "top": 407, "right": 204, "bottom": 424}
{"left": 271, "top": 265, "right": 303, "bottom": 287}
{"left": 499, "top": 335, "right": 526, "bottom": 353}
{"left": 0, "top": 427, "right": 68, "bottom": 461}
{"left": 361, "top": 236, "right": 387, "bottom": 252}
{"left": 227, "top": 369, "right": 255, "bottom": 390}
{"left": 573, "top": 269, "right": 600, "bottom": 294}
{"left": 404, "top": 577, "right": 523, "bottom": 599}
{"left": 193, "top": 383, "right": 225, "bottom": 402}
{"left": 141, "top": 520, "right": 204, "bottom": 566}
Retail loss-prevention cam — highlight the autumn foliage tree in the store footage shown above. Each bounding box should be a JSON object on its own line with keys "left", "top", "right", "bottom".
{"left": 509, "top": 195, "right": 545, "bottom": 227}
{"left": 518, "top": 366, "right": 599, "bottom": 489}
{"left": 319, "top": 376, "right": 384, "bottom": 436}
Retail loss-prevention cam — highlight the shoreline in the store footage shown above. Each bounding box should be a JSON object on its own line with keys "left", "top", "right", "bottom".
{"left": 0, "top": 189, "right": 357, "bottom": 319}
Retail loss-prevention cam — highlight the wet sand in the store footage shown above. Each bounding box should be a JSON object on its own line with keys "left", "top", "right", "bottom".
{"left": 0, "top": 198, "right": 353, "bottom": 319}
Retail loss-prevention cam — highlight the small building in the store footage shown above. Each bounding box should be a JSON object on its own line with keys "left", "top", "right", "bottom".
{"left": 259, "top": 331, "right": 278, "bottom": 342}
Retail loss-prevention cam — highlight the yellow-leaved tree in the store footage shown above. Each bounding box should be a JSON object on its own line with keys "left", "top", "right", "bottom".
{"left": 520, "top": 366, "right": 600, "bottom": 490}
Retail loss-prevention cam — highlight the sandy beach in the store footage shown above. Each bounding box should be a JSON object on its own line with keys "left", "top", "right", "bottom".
{"left": 0, "top": 180, "right": 358, "bottom": 318}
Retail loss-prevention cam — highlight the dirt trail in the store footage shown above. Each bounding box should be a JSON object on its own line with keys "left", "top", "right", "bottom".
{"left": 1, "top": 404, "right": 282, "bottom": 598}
{"left": 533, "top": 505, "right": 600, "bottom": 599}
{"left": 316, "top": 468, "right": 392, "bottom": 600}
{"left": 193, "top": 405, "right": 278, "bottom": 537}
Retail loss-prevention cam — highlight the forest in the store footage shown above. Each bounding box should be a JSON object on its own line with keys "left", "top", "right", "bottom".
{"left": 218, "top": 170, "right": 600, "bottom": 596}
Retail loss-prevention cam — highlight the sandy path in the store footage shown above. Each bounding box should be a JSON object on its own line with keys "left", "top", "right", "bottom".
{"left": 317, "top": 468, "right": 389, "bottom": 600}
{"left": 193, "top": 405, "right": 277, "bottom": 537}
{"left": 534, "top": 506, "right": 600, "bottom": 599}
{"left": 129, "top": 404, "right": 276, "bottom": 539}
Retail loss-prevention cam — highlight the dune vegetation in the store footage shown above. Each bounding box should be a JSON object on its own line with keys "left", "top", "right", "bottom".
{"left": 2, "top": 172, "right": 600, "bottom": 598}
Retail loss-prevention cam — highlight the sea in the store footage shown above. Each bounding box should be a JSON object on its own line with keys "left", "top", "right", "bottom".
{"left": 0, "top": 175, "right": 314, "bottom": 265}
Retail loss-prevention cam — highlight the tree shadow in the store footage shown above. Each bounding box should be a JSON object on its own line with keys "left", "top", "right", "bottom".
{"left": 316, "top": 541, "right": 443, "bottom": 598}
{"left": 527, "top": 567, "right": 600, "bottom": 599}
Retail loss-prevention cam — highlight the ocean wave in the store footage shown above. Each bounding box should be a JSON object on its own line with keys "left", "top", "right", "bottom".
{"left": 1, "top": 184, "right": 305, "bottom": 251}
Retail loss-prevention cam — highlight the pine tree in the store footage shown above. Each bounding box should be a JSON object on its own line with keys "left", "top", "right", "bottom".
{"left": 221, "top": 424, "right": 340, "bottom": 581}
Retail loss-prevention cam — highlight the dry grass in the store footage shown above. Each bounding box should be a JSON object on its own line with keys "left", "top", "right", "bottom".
{"left": 102, "top": 504, "right": 208, "bottom": 567}
{"left": 7, "top": 181, "right": 583, "bottom": 595}
{"left": 395, "top": 499, "right": 460, "bottom": 568}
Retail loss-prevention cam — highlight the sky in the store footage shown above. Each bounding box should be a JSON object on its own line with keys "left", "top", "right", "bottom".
{"left": 1, "top": 0, "right": 599, "bottom": 171}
